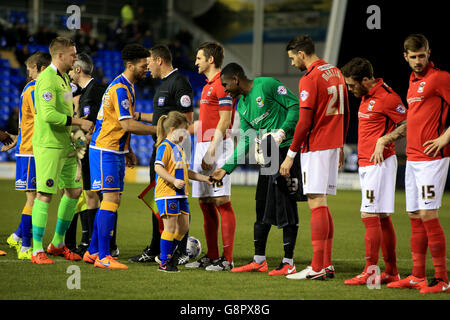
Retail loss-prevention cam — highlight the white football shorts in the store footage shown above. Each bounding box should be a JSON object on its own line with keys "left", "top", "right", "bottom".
{"left": 405, "top": 157, "right": 449, "bottom": 212}
{"left": 192, "top": 138, "right": 233, "bottom": 198}
{"left": 300, "top": 148, "right": 339, "bottom": 195}
{"left": 359, "top": 155, "right": 397, "bottom": 213}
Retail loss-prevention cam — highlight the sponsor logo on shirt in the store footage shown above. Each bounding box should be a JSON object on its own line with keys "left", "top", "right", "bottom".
{"left": 158, "top": 97, "right": 165, "bottom": 106}
{"left": 43, "top": 92, "right": 53, "bottom": 101}
{"left": 256, "top": 96, "right": 264, "bottom": 108}
{"left": 407, "top": 96, "right": 423, "bottom": 105}
{"left": 368, "top": 100, "right": 376, "bottom": 111}
{"left": 417, "top": 81, "right": 426, "bottom": 93}
{"left": 396, "top": 104, "right": 406, "bottom": 114}
{"left": 300, "top": 90, "right": 309, "bottom": 102}
{"left": 277, "top": 86, "right": 287, "bottom": 95}
{"left": 180, "top": 95, "right": 192, "bottom": 107}
{"left": 250, "top": 111, "right": 269, "bottom": 126}
{"left": 358, "top": 112, "right": 371, "bottom": 119}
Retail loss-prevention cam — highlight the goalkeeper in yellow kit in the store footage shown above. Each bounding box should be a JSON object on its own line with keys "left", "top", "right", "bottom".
{"left": 31, "top": 37, "right": 94, "bottom": 264}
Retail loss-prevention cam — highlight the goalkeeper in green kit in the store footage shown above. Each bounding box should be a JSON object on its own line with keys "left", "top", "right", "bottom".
{"left": 211, "top": 62, "right": 306, "bottom": 275}
{"left": 31, "top": 37, "right": 94, "bottom": 264}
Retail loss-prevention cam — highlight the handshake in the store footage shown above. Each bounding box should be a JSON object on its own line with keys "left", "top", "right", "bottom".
{"left": 68, "top": 128, "right": 87, "bottom": 160}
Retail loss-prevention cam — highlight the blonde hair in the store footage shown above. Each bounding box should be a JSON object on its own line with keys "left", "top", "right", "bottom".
{"left": 49, "top": 36, "right": 75, "bottom": 58}
{"left": 156, "top": 111, "right": 189, "bottom": 146}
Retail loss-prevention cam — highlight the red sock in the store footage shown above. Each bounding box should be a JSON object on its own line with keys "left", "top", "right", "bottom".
{"left": 217, "top": 202, "right": 236, "bottom": 263}
{"left": 380, "top": 216, "right": 398, "bottom": 275}
{"left": 199, "top": 202, "right": 219, "bottom": 260}
{"left": 310, "top": 206, "right": 329, "bottom": 272}
{"left": 410, "top": 218, "right": 428, "bottom": 278}
{"left": 362, "top": 216, "right": 382, "bottom": 273}
{"left": 423, "top": 218, "right": 448, "bottom": 283}
{"left": 323, "top": 207, "right": 334, "bottom": 268}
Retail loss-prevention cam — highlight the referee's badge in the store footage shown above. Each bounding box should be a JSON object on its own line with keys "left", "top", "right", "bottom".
{"left": 158, "top": 97, "right": 165, "bottom": 106}
{"left": 180, "top": 95, "right": 192, "bottom": 107}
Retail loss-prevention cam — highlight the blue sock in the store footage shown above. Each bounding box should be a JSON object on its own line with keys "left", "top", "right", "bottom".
{"left": 88, "top": 213, "right": 99, "bottom": 255}
{"left": 14, "top": 221, "right": 23, "bottom": 239}
{"left": 97, "top": 201, "right": 118, "bottom": 260}
{"left": 21, "top": 214, "right": 32, "bottom": 248}
{"left": 160, "top": 231, "right": 174, "bottom": 265}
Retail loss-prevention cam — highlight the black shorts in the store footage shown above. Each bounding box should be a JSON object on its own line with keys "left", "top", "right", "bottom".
{"left": 255, "top": 146, "right": 306, "bottom": 228}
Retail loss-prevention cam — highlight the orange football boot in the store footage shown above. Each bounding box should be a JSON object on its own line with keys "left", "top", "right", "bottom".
{"left": 231, "top": 260, "right": 268, "bottom": 273}
{"left": 31, "top": 252, "right": 54, "bottom": 265}
{"left": 94, "top": 255, "right": 128, "bottom": 269}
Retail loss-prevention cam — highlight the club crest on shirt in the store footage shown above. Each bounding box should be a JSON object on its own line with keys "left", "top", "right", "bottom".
{"left": 43, "top": 91, "right": 53, "bottom": 101}
{"left": 277, "top": 85, "right": 287, "bottom": 95}
{"left": 256, "top": 96, "right": 264, "bottom": 108}
{"left": 417, "top": 81, "right": 426, "bottom": 93}
{"left": 207, "top": 87, "right": 213, "bottom": 96}
{"left": 169, "top": 202, "right": 178, "bottom": 211}
{"left": 396, "top": 104, "right": 406, "bottom": 114}
{"left": 121, "top": 99, "right": 130, "bottom": 110}
{"left": 368, "top": 100, "right": 376, "bottom": 111}
{"left": 46, "top": 179, "right": 54, "bottom": 187}
{"left": 300, "top": 90, "right": 309, "bottom": 102}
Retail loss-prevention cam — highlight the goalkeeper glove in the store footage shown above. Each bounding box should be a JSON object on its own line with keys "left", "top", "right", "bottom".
{"left": 254, "top": 130, "right": 285, "bottom": 166}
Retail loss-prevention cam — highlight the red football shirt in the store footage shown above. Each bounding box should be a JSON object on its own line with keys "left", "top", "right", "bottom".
{"left": 290, "top": 59, "right": 349, "bottom": 153}
{"left": 358, "top": 79, "right": 407, "bottom": 167}
{"left": 197, "top": 72, "right": 236, "bottom": 142}
{"left": 406, "top": 62, "right": 450, "bottom": 161}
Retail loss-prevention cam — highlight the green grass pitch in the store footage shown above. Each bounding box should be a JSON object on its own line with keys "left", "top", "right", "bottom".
{"left": 0, "top": 179, "right": 448, "bottom": 301}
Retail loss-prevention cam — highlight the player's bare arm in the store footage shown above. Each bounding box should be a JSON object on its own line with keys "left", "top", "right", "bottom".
{"left": 125, "top": 148, "right": 137, "bottom": 168}
{"left": 188, "top": 170, "right": 214, "bottom": 184}
{"left": 120, "top": 118, "right": 156, "bottom": 135}
{"left": 211, "top": 168, "right": 227, "bottom": 182}
{"left": 0, "top": 132, "right": 16, "bottom": 150}
{"left": 71, "top": 116, "right": 94, "bottom": 133}
{"left": 370, "top": 120, "right": 406, "bottom": 165}
{"left": 423, "top": 126, "right": 450, "bottom": 157}
{"left": 133, "top": 111, "right": 153, "bottom": 123}
{"left": 202, "top": 110, "right": 232, "bottom": 170}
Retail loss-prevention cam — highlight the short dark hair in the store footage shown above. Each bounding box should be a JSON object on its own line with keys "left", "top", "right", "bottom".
{"left": 197, "top": 42, "right": 224, "bottom": 68}
{"left": 286, "top": 34, "right": 315, "bottom": 55}
{"left": 221, "top": 62, "right": 246, "bottom": 79}
{"left": 25, "top": 51, "right": 51, "bottom": 71}
{"left": 404, "top": 33, "right": 429, "bottom": 53}
{"left": 341, "top": 57, "right": 374, "bottom": 82}
{"left": 121, "top": 43, "right": 150, "bottom": 66}
{"left": 74, "top": 52, "right": 94, "bottom": 75}
{"left": 149, "top": 44, "right": 172, "bottom": 64}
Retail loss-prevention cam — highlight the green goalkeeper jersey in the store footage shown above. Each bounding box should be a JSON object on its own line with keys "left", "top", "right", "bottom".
{"left": 222, "top": 77, "right": 299, "bottom": 173}
{"left": 33, "top": 64, "right": 73, "bottom": 149}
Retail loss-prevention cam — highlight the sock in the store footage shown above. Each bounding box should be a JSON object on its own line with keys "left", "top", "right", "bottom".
{"left": 51, "top": 195, "right": 79, "bottom": 248}
{"left": 79, "top": 209, "right": 90, "bottom": 245}
{"left": 362, "top": 216, "right": 382, "bottom": 273}
{"left": 14, "top": 222, "right": 23, "bottom": 240}
{"left": 32, "top": 199, "right": 50, "bottom": 254}
{"left": 324, "top": 207, "right": 334, "bottom": 267}
{"left": 172, "top": 232, "right": 184, "bottom": 257}
{"left": 310, "top": 206, "right": 329, "bottom": 272}
{"left": 380, "top": 216, "right": 398, "bottom": 275}
{"left": 110, "top": 210, "right": 118, "bottom": 250}
{"left": 160, "top": 231, "right": 174, "bottom": 264}
{"left": 20, "top": 205, "right": 33, "bottom": 249}
{"left": 87, "top": 208, "right": 98, "bottom": 242}
{"left": 88, "top": 213, "right": 99, "bottom": 254}
{"left": 97, "top": 201, "right": 118, "bottom": 260}
{"left": 282, "top": 224, "right": 298, "bottom": 260}
{"left": 282, "top": 257, "right": 294, "bottom": 266}
{"left": 423, "top": 218, "right": 448, "bottom": 283}
{"left": 149, "top": 213, "right": 161, "bottom": 254}
{"left": 254, "top": 222, "right": 271, "bottom": 256}
{"left": 200, "top": 202, "right": 219, "bottom": 260}
{"left": 64, "top": 212, "right": 79, "bottom": 250}
{"left": 410, "top": 218, "right": 428, "bottom": 278}
{"left": 253, "top": 255, "right": 266, "bottom": 264}
{"left": 217, "top": 202, "right": 236, "bottom": 262}
{"left": 178, "top": 230, "right": 189, "bottom": 255}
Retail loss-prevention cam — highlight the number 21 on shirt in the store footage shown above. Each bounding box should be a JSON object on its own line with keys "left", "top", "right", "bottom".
{"left": 326, "top": 84, "right": 345, "bottom": 116}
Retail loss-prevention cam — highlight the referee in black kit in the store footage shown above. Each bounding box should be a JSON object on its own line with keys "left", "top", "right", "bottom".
{"left": 65, "top": 52, "right": 116, "bottom": 257}
{"left": 129, "top": 44, "right": 194, "bottom": 264}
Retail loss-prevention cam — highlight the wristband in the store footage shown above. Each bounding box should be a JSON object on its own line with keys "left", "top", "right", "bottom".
{"left": 137, "top": 112, "right": 142, "bottom": 121}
